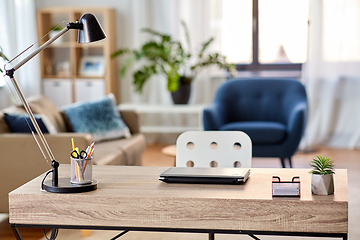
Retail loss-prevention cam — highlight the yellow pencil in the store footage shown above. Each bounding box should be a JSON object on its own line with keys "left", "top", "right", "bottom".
{"left": 75, "top": 161, "right": 81, "bottom": 182}
{"left": 71, "top": 138, "right": 75, "bottom": 151}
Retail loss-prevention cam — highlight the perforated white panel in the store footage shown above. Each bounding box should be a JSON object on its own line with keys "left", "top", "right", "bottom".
{"left": 176, "top": 131, "right": 252, "bottom": 168}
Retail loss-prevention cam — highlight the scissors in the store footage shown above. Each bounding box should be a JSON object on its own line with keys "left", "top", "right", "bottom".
{"left": 71, "top": 150, "right": 88, "bottom": 159}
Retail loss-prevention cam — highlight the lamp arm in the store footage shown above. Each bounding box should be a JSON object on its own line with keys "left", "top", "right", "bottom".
{"left": 4, "top": 26, "right": 73, "bottom": 186}
{"left": 3, "top": 14, "right": 105, "bottom": 192}
{"left": 12, "top": 27, "right": 70, "bottom": 71}
{"left": 5, "top": 26, "right": 71, "bottom": 161}
{"left": 5, "top": 72, "right": 60, "bottom": 184}
{"left": 7, "top": 74, "right": 56, "bottom": 157}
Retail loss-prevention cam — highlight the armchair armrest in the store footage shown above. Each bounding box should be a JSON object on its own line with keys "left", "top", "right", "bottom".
{"left": 287, "top": 102, "right": 308, "bottom": 135}
{"left": 203, "top": 103, "right": 223, "bottom": 130}
{"left": 277, "top": 102, "right": 307, "bottom": 157}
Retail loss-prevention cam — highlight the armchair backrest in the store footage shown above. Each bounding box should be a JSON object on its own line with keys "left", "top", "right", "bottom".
{"left": 213, "top": 78, "right": 307, "bottom": 125}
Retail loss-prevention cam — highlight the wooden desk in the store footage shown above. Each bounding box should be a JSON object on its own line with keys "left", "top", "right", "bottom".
{"left": 9, "top": 166, "right": 348, "bottom": 239}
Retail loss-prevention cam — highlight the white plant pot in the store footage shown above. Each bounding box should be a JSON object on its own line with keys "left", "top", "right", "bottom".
{"left": 311, "top": 174, "right": 334, "bottom": 195}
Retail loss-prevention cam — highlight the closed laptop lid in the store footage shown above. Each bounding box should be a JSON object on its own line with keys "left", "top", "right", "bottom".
{"left": 159, "top": 167, "right": 251, "bottom": 184}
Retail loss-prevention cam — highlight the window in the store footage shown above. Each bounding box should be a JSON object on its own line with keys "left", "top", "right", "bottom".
{"left": 221, "top": 0, "right": 309, "bottom": 71}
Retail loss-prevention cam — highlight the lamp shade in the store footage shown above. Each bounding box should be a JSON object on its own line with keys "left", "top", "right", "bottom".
{"left": 78, "top": 13, "right": 106, "bottom": 43}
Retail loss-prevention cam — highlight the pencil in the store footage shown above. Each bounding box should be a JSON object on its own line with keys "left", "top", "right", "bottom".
{"left": 83, "top": 159, "right": 89, "bottom": 176}
{"left": 75, "top": 161, "right": 81, "bottom": 182}
{"left": 71, "top": 138, "right": 75, "bottom": 151}
{"left": 83, "top": 144, "right": 95, "bottom": 174}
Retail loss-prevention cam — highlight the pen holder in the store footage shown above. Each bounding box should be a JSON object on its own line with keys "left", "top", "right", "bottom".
{"left": 71, "top": 157, "right": 93, "bottom": 185}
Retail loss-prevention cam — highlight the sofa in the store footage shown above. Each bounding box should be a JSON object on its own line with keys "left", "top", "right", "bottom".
{"left": 0, "top": 95, "right": 146, "bottom": 213}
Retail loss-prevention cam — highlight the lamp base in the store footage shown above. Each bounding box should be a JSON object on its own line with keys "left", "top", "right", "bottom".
{"left": 43, "top": 178, "right": 97, "bottom": 193}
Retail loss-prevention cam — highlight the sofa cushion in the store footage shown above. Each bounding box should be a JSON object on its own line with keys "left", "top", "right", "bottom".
{"left": 220, "top": 121, "right": 287, "bottom": 144}
{"left": 93, "top": 133, "right": 146, "bottom": 166}
{"left": 0, "top": 106, "right": 27, "bottom": 133}
{"left": 62, "top": 94, "right": 131, "bottom": 142}
{"left": 3, "top": 113, "right": 51, "bottom": 133}
{"left": 25, "top": 95, "right": 67, "bottom": 132}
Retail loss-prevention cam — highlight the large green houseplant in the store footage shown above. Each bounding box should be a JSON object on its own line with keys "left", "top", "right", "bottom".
{"left": 112, "top": 21, "right": 236, "bottom": 104}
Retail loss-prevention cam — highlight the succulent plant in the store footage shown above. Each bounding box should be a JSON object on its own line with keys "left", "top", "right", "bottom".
{"left": 309, "top": 155, "right": 335, "bottom": 175}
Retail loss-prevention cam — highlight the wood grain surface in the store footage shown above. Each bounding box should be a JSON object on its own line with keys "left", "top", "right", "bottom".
{"left": 9, "top": 166, "right": 348, "bottom": 234}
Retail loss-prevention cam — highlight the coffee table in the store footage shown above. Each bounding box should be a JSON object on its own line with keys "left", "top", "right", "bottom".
{"left": 9, "top": 165, "right": 348, "bottom": 239}
{"left": 161, "top": 145, "right": 176, "bottom": 157}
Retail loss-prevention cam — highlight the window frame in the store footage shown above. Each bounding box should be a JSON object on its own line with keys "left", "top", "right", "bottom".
{"left": 235, "top": 0, "right": 303, "bottom": 72}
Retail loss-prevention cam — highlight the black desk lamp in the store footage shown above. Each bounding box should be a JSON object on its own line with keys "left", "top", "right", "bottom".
{"left": 4, "top": 13, "right": 106, "bottom": 193}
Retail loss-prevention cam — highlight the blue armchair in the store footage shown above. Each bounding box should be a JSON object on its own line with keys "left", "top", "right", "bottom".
{"left": 203, "top": 78, "right": 308, "bottom": 168}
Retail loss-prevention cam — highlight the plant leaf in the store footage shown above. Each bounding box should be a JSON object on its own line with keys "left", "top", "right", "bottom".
{"left": 198, "top": 38, "right": 214, "bottom": 59}
{"left": 309, "top": 155, "right": 335, "bottom": 175}
{"left": 142, "top": 28, "right": 172, "bottom": 43}
{"left": 133, "top": 64, "right": 157, "bottom": 93}
{"left": 181, "top": 20, "right": 191, "bottom": 54}
{"left": 111, "top": 49, "right": 131, "bottom": 58}
{"left": 167, "top": 65, "right": 180, "bottom": 92}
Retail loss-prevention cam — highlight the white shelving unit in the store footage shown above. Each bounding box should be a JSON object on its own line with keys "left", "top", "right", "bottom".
{"left": 43, "top": 79, "right": 73, "bottom": 108}
{"left": 37, "top": 7, "right": 118, "bottom": 107}
{"left": 74, "top": 79, "right": 105, "bottom": 102}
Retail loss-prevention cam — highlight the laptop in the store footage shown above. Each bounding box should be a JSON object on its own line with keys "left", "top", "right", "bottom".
{"left": 159, "top": 167, "right": 251, "bottom": 184}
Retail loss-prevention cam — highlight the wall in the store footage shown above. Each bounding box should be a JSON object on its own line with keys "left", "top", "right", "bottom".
{"left": 0, "top": 88, "right": 12, "bottom": 109}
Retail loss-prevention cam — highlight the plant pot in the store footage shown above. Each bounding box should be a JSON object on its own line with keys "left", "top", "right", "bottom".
{"left": 171, "top": 77, "right": 192, "bottom": 104}
{"left": 311, "top": 174, "right": 334, "bottom": 195}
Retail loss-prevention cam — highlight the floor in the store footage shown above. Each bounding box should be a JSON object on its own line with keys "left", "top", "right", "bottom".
{"left": 1, "top": 144, "right": 359, "bottom": 240}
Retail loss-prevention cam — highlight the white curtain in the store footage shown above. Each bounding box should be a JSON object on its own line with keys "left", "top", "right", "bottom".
{"left": 0, "top": 0, "right": 40, "bottom": 110}
{"left": 301, "top": 0, "right": 360, "bottom": 149}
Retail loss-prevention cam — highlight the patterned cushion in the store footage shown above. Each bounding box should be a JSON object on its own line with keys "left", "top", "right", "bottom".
{"left": 62, "top": 94, "right": 131, "bottom": 142}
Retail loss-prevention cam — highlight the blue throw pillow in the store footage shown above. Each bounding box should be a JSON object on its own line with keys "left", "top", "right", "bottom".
{"left": 4, "top": 113, "right": 49, "bottom": 133}
{"left": 62, "top": 94, "right": 131, "bottom": 142}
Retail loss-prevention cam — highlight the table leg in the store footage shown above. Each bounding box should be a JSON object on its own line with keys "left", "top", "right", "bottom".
{"left": 208, "top": 232, "right": 214, "bottom": 240}
{"left": 110, "top": 230, "right": 129, "bottom": 240}
{"left": 11, "top": 226, "right": 23, "bottom": 240}
{"left": 248, "top": 233, "right": 261, "bottom": 240}
{"left": 49, "top": 228, "right": 58, "bottom": 239}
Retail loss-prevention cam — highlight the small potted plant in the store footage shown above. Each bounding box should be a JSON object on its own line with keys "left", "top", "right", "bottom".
{"left": 309, "top": 155, "right": 335, "bottom": 195}
{"left": 49, "top": 25, "right": 64, "bottom": 45}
